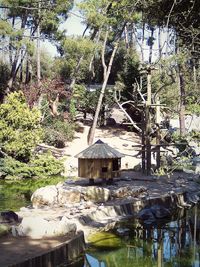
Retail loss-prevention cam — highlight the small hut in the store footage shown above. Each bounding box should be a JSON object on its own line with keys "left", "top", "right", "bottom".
{"left": 75, "top": 139, "right": 124, "bottom": 182}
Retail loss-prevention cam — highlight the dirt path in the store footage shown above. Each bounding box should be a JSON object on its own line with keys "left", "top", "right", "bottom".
{"left": 63, "top": 125, "right": 142, "bottom": 176}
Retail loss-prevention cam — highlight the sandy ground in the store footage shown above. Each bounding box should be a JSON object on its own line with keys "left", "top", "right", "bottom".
{"left": 64, "top": 109, "right": 142, "bottom": 177}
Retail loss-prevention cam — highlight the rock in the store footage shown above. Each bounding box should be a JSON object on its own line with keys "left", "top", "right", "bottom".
{"left": 192, "top": 156, "right": 200, "bottom": 174}
{"left": 150, "top": 205, "right": 171, "bottom": 219}
{"left": 0, "top": 224, "right": 10, "bottom": 237}
{"left": 137, "top": 208, "right": 155, "bottom": 223}
{"left": 183, "top": 168, "right": 195, "bottom": 174}
{"left": 57, "top": 187, "right": 81, "bottom": 204}
{"left": 106, "top": 118, "right": 116, "bottom": 126}
{"left": 116, "top": 227, "right": 130, "bottom": 235}
{"left": 31, "top": 185, "right": 58, "bottom": 208}
{"left": 113, "top": 186, "right": 147, "bottom": 198}
{"left": 14, "top": 216, "right": 77, "bottom": 239}
{"left": 84, "top": 186, "right": 110, "bottom": 203}
{"left": 195, "top": 165, "right": 200, "bottom": 174}
{"left": 137, "top": 205, "right": 171, "bottom": 224}
{"left": 188, "top": 194, "right": 199, "bottom": 204}
{"left": 0, "top": 211, "right": 19, "bottom": 223}
{"left": 189, "top": 142, "right": 200, "bottom": 155}
{"left": 56, "top": 216, "right": 77, "bottom": 236}
{"left": 123, "top": 144, "right": 128, "bottom": 147}
{"left": 133, "top": 164, "right": 142, "bottom": 172}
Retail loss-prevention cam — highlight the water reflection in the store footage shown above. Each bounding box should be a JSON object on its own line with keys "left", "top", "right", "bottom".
{"left": 71, "top": 205, "right": 200, "bottom": 267}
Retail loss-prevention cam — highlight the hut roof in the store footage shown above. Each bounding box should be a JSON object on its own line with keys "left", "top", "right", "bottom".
{"left": 75, "top": 139, "right": 124, "bottom": 159}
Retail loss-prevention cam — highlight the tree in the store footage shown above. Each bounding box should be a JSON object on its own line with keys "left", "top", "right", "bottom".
{"left": 0, "top": 0, "right": 73, "bottom": 98}
{"left": 0, "top": 91, "right": 43, "bottom": 162}
{"left": 78, "top": 0, "right": 143, "bottom": 144}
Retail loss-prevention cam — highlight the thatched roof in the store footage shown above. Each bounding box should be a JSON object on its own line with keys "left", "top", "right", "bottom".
{"left": 75, "top": 139, "right": 124, "bottom": 159}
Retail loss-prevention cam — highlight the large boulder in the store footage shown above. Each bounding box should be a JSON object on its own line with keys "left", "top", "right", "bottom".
{"left": 57, "top": 187, "right": 81, "bottom": 204}
{"left": 137, "top": 205, "right": 171, "bottom": 225}
{"left": 150, "top": 205, "right": 171, "bottom": 219}
{"left": 31, "top": 185, "right": 58, "bottom": 208}
{"left": 14, "top": 216, "right": 77, "bottom": 239}
{"left": 84, "top": 186, "right": 110, "bottom": 203}
{"left": 137, "top": 208, "right": 155, "bottom": 224}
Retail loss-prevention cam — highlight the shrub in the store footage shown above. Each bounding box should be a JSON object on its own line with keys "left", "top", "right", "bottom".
{"left": 0, "top": 152, "right": 64, "bottom": 180}
{"left": 43, "top": 117, "right": 75, "bottom": 147}
{"left": 30, "top": 151, "right": 65, "bottom": 178}
{"left": 44, "top": 128, "right": 66, "bottom": 148}
{"left": 0, "top": 157, "right": 31, "bottom": 180}
{"left": 0, "top": 91, "right": 43, "bottom": 161}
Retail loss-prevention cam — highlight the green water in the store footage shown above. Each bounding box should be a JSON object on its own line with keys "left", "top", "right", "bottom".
{"left": 0, "top": 176, "right": 66, "bottom": 211}
{"left": 67, "top": 206, "right": 200, "bottom": 267}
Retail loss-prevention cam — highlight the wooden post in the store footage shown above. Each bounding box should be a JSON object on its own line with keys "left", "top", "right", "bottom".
{"left": 141, "top": 107, "right": 146, "bottom": 172}
{"left": 156, "top": 126, "right": 161, "bottom": 169}
{"left": 146, "top": 67, "right": 152, "bottom": 175}
{"left": 145, "top": 106, "right": 151, "bottom": 175}
{"left": 156, "top": 97, "right": 161, "bottom": 124}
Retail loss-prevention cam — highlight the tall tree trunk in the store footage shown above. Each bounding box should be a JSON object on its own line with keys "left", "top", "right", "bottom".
{"left": 130, "top": 22, "right": 136, "bottom": 51}
{"left": 148, "top": 27, "right": 154, "bottom": 64}
{"left": 124, "top": 25, "right": 129, "bottom": 50}
{"left": 141, "top": 21, "right": 145, "bottom": 62}
{"left": 25, "top": 54, "right": 31, "bottom": 84}
{"left": 88, "top": 41, "right": 119, "bottom": 145}
{"left": 101, "top": 29, "right": 109, "bottom": 80}
{"left": 20, "top": 50, "right": 23, "bottom": 82}
{"left": 158, "top": 27, "right": 162, "bottom": 59}
{"left": 178, "top": 63, "right": 186, "bottom": 135}
{"left": 36, "top": 1, "right": 41, "bottom": 87}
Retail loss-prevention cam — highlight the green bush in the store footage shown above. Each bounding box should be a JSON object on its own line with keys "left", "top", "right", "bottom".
{"left": 0, "top": 152, "right": 64, "bottom": 180}
{"left": 0, "top": 157, "right": 31, "bottom": 179}
{"left": 43, "top": 117, "right": 75, "bottom": 147}
{"left": 30, "top": 151, "right": 65, "bottom": 178}
{"left": 0, "top": 91, "right": 43, "bottom": 161}
{"left": 44, "top": 128, "right": 66, "bottom": 148}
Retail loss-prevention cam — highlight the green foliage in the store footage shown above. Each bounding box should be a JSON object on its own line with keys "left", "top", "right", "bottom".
{"left": 56, "top": 37, "right": 96, "bottom": 82}
{"left": 43, "top": 117, "right": 75, "bottom": 147}
{"left": 186, "top": 101, "right": 200, "bottom": 116}
{"left": 76, "top": 87, "right": 115, "bottom": 120}
{"left": 0, "top": 151, "right": 64, "bottom": 180}
{"left": 32, "top": 49, "right": 54, "bottom": 79}
{"left": 79, "top": 0, "right": 110, "bottom": 28}
{"left": 0, "top": 157, "right": 32, "bottom": 179}
{"left": 44, "top": 128, "right": 66, "bottom": 148}
{"left": 30, "top": 151, "right": 65, "bottom": 178}
{"left": 0, "top": 91, "right": 43, "bottom": 161}
{"left": 69, "top": 98, "right": 77, "bottom": 120}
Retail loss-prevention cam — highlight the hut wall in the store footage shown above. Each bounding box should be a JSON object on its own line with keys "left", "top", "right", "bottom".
{"left": 78, "top": 158, "right": 121, "bottom": 179}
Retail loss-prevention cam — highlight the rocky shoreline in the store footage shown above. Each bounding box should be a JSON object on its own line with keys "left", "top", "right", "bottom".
{"left": 0, "top": 170, "right": 200, "bottom": 266}
{"left": 1, "top": 170, "right": 197, "bottom": 241}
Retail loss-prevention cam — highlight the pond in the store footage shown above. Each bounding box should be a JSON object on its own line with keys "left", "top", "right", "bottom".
{"left": 64, "top": 205, "right": 200, "bottom": 267}
{"left": 1, "top": 177, "right": 200, "bottom": 267}
{"left": 0, "top": 176, "right": 66, "bottom": 212}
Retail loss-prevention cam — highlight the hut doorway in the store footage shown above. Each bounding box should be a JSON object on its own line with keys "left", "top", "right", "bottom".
{"left": 112, "top": 159, "right": 120, "bottom": 171}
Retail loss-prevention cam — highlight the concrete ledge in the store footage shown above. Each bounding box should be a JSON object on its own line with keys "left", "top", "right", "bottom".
{"left": 0, "top": 231, "right": 85, "bottom": 267}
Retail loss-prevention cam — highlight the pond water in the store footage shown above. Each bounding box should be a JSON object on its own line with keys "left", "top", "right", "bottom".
{"left": 64, "top": 205, "right": 200, "bottom": 267}
{"left": 0, "top": 176, "right": 66, "bottom": 211}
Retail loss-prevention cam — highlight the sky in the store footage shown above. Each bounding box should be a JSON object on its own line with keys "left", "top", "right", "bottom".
{"left": 42, "top": 1, "right": 171, "bottom": 62}
{"left": 42, "top": 1, "right": 85, "bottom": 56}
